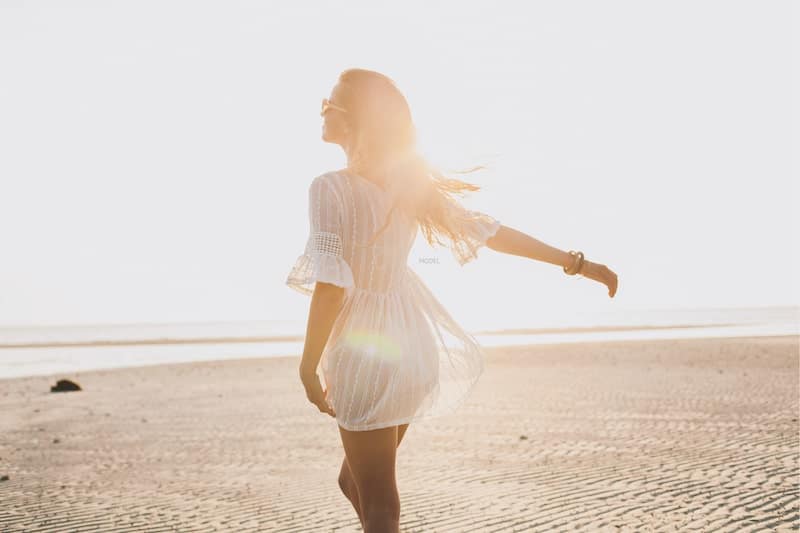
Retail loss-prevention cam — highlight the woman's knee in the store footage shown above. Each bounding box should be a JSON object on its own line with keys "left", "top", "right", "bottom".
{"left": 359, "top": 486, "right": 400, "bottom": 521}
{"left": 337, "top": 470, "right": 351, "bottom": 493}
{"left": 351, "top": 468, "right": 399, "bottom": 516}
{"left": 338, "top": 458, "right": 351, "bottom": 483}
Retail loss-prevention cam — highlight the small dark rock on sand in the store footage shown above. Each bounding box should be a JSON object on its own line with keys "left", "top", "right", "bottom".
{"left": 50, "top": 379, "right": 82, "bottom": 393}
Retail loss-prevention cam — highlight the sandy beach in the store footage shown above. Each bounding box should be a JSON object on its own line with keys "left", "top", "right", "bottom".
{"left": 1, "top": 335, "right": 797, "bottom": 532}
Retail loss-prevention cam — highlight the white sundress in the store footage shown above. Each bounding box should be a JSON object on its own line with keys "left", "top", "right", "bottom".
{"left": 286, "top": 169, "right": 501, "bottom": 431}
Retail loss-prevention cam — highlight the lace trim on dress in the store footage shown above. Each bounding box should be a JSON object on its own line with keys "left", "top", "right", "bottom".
{"left": 310, "top": 231, "right": 344, "bottom": 257}
{"left": 286, "top": 231, "right": 355, "bottom": 295}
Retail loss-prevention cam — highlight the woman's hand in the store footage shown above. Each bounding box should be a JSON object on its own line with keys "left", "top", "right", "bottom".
{"left": 299, "top": 367, "right": 336, "bottom": 418}
{"left": 579, "top": 260, "right": 618, "bottom": 298}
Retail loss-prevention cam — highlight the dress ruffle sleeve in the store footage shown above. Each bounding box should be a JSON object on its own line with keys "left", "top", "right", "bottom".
{"left": 286, "top": 231, "right": 355, "bottom": 295}
{"left": 286, "top": 176, "right": 355, "bottom": 296}
{"left": 445, "top": 198, "right": 501, "bottom": 266}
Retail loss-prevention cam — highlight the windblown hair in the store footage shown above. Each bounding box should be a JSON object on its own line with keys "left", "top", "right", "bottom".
{"left": 336, "top": 68, "right": 491, "bottom": 250}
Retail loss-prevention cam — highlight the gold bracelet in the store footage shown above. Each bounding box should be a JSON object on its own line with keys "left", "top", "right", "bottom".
{"left": 563, "top": 250, "right": 584, "bottom": 275}
{"left": 563, "top": 251, "right": 577, "bottom": 274}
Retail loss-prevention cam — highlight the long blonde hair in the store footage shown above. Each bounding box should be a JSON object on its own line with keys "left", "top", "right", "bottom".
{"left": 337, "top": 68, "right": 492, "bottom": 250}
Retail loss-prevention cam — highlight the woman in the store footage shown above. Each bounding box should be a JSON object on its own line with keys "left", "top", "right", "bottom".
{"left": 286, "top": 68, "right": 618, "bottom": 532}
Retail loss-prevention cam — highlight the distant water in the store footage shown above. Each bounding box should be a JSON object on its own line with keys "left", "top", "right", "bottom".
{"left": 0, "top": 306, "right": 796, "bottom": 380}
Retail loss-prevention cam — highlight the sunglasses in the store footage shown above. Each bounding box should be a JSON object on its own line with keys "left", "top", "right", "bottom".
{"left": 321, "top": 98, "right": 348, "bottom": 116}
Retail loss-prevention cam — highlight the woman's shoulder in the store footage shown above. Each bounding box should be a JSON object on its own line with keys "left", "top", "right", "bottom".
{"left": 312, "top": 169, "right": 348, "bottom": 188}
{"left": 308, "top": 170, "right": 349, "bottom": 205}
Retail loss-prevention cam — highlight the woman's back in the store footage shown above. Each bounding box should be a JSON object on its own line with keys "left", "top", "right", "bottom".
{"left": 286, "top": 168, "right": 501, "bottom": 431}
{"left": 335, "top": 170, "right": 419, "bottom": 294}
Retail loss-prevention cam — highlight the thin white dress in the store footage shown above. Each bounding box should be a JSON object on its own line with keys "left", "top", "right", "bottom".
{"left": 286, "top": 169, "right": 501, "bottom": 431}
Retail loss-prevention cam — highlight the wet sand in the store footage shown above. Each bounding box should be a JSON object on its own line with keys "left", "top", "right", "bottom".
{"left": 1, "top": 335, "right": 797, "bottom": 532}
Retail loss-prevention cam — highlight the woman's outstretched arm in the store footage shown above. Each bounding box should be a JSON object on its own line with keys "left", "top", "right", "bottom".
{"left": 485, "top": 225, "right": 618, "bottom": 297}
{"left": 486, "top": 225, "right": 574, "bottom": 268}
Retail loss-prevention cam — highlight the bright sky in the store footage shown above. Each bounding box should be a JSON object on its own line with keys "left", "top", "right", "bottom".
{"left": 1, "top": 1, "right": 797, "bottom": 330}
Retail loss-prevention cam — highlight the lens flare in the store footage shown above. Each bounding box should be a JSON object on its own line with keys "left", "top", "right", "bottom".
{"left": 340, "top": 328, "right": 402, "bottom": 363}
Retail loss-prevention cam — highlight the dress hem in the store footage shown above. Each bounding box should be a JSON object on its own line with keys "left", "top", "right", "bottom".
{"left": 335, "top": 411, "right": 447, "bottom": 432}
{"left": 333, "top": 370, "right": 484, "bottom": 432}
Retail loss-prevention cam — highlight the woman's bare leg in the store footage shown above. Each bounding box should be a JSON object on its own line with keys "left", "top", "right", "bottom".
{"left": 338, "top": 423, "right": 409, "bottom": 526}
{"left": 337, "top": 423, "right": 409, "bottom": 532}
